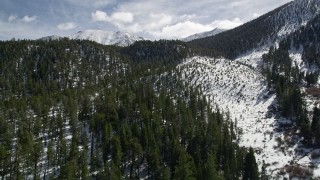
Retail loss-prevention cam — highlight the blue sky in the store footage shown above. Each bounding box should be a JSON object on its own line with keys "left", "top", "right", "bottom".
{"left": 0, "top": 0, "right": 292, "bottom": 40}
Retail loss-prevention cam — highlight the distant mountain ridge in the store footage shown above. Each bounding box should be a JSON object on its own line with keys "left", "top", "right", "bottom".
{"left": 39, "top": 35, "right": 63, "bottom": 41}
{"left": 69, "top": 29, "right": 145, "bottom": 46}
{"left": 181, "top": 28, "right": 225, "bottom": 42}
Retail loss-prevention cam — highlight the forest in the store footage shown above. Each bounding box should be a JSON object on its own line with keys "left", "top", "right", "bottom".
{"left": 0, "top": 39, "right": 259, "bottom": 179}
{"left": 261, "top": 13, "right": 320, "bottom": 147}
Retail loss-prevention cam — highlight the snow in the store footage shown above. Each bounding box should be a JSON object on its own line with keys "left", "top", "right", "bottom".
{"left": 177, "top": 55, "right": 320, "bottom": 178}
{"left": 39, "top": 35, "right": 63, "bottom": 41}
{"left": 289, "top": 46, "right": 320, "bottom": 77}
{"left": 181, "top": 28, "right": 225, "bottom": 42}
{"left": 69, "top": 29, "right": 145, "bottom": 46}
{"left": 290, "top": 46, "right": 305, "bottom": 70}
{"left": 235, "top": 47, "right": 269, "bottom": 68}
{"left": 271, "top": 0, "right": 320, "bottom": 38}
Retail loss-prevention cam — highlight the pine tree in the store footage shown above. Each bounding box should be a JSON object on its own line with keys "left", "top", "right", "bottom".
{"left": 243, "top": 148, "right": 259, "bottom": 180}
{"left": 312, "top": 107, "right": 320, "bottom": 133}
{"left": 160, "top": 166, "right": 170, "bottom": 180}
{"left": 173, "top": 152, "right": 196, "bottom": 180}
{"left": 312, "top": 107, "right": 320, "bottom": 145}
{"left": 204, "top": 153, "right": 221, "bottom": 180}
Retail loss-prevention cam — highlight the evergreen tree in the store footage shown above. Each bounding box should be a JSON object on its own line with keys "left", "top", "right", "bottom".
{"left": 243, "top": 148, "right": 259, "bottom": 180}
{"left": 173, "top": 152, "right": 197, "bottom": 180}
{"left": 204, "top": 153, "right": 221, "bottom": 180}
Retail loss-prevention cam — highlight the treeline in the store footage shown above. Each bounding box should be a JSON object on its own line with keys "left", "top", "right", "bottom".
{"left": 121, "top": 40, "right": 193, "bottom": 65}
{"left": 0, "top": 39, "right": 259, "bottom": 179}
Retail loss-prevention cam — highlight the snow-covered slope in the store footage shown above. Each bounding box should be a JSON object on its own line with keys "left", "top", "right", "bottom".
{"left": 189, "top": 0, "right": 320, "bottom": 60}
{"left": 181, "top": 28, "right": 225, "bottom": 42}
{"left": 69, "top": 29, "right": 144, "bottom": 46}
{"left": 269, "top": 0, "right": 320, "bottom": 38}
{"left": 177, "top": 56, "right": 320, "bottom": 179}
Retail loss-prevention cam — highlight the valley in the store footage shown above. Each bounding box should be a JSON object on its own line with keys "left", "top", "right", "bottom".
{"left": 2, "top": 0, "right": 320, "bottom": 179}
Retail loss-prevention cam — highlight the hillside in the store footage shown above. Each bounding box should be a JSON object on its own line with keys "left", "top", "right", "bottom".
{"left": 3, "top": 0, "right": 320, "bottom": 179}
{"left": 190, "top": 0, "right": 320, "bottom": 59}
{"left": 174, "top": 0, "right": 320, "bottom": 179}
{"left": 0, "top": 39, "right": 257, "bottom": 179}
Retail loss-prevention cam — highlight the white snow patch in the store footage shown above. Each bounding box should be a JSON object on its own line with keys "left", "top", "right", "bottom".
{"left": 177, "top": 55, "right": 320, "bottom": 178}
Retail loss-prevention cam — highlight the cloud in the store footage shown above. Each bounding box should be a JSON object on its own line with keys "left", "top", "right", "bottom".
{"left": 91, "top": 10, "right": 134, "bottom": 24}
{"left": 8, "top": 15, "right": 37, "bottom": 23}
{"left": 0, "top": 0, "right": 293, "bottom": 40}
{"left": 111, "top": 12, "right": 134, "bottom": 23}
{"left": 152, "top": 21, "right": 213, "bottom": 39}
{"left": 8, "top": 15, "right": 17, "bottom": 22}
{"left": 91, "top": 10, "right": 108, "bottom": 21}
{"left": 253, "top": 13, "right": 261, "bottom": 18}
{"left": 57, "top": 22, "right": 77, "bottom": 30}
{"left": 21, "top": 15, "right": 37, "bottom": 23}
{"left": 149, "top": 18, "right": 243, "bottom": 39}
{"left": 66, "top": 0, "right": 115, "bottom": 8}
{"left": 209, "top": 18, "right": 243, "bottom": 30}
{"left": 145, "top": 13, "right": 172, "bottom": 31}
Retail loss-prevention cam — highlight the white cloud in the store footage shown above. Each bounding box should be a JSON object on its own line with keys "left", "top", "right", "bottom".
{"left": 66, "top": 0, "right": 115, "bottom": 8}
{"left": 253, "top": 13, "right": 261, "bottom": 18}
{"left": 111, "top": 12, "right": 134, "bottom": 23}
{"left": 152, "top": 21, "right": 213, "bottom": 39}
{"left": 57, "top": 22, "right": 77, "bottom": 30}
{"left": 145, "top": 13, "right": 172, "bottom": 31}
{"left": 149, "top": 18, "right": 243, "bottom": 39}
{"left": 21, "top": 15, "right": 37, "bottom": 23}
{"left": 91, "top": 10, "right": 108, "bottom": 21}
{"left": 91, "top": 10, "right": 134, "bottom": 24}
{"left": 8, "top": 15, "right": 37, "bottom": 23}
{"left": 8, "top": 15, "right": 17, "bottom": 22}
{"left": 209, "top": 18, "right": 243, "bottom": 30}
{"left": 0, "top": 0, "right": 293, "bottom": 40}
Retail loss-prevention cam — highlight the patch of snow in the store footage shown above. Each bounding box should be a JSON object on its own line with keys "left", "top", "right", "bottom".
{"left": 177, "top": 55, "right": 320, "bottom": 178}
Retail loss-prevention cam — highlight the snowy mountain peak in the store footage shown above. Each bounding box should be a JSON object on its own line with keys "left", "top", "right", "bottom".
{"left": 181, "top": 28, "right": 225, "bottom": 42}
{"left": 69, "top": 29, "right": 145, "bottom": 46}
{"left": 39, "top": 35, "right": 63, "bottom": 41}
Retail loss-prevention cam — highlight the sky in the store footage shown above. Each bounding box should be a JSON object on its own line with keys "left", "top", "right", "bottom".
{"left": 0, "top": 0, "right": 292, "bottom": 40}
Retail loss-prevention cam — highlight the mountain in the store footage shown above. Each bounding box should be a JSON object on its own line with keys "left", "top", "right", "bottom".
{"left": 3, "top": 0, "right": 320, "bottom": 179}
{"left": 0, "top": 38, "right": 247, "bottom": 180}
{"left": 181, "top": 28, "right": 225, "bottom": 42}
{"left": 190, "top": 0, "right": 320, "bottom": 59}
{"left": 69, "top": 29, "right": 145, "bottom": 46}
{"left": 39, "top": 35, "right": 63, "bottom": 41}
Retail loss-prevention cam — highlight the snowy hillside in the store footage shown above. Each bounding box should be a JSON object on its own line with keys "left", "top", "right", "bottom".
{"left": 189, "top": 0, "right": 320, "bottom": 60}
{"left": 69, "top": 29, "right": 144, "bottom": 46}
{"left": 181, "top": 28, "right": 225, "bottom": 42}
{"left": 177, "top": 56, "right": 320, "bottom": 179}
{"left": 269, "top": 0, "right": 320, "bottom": 38}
